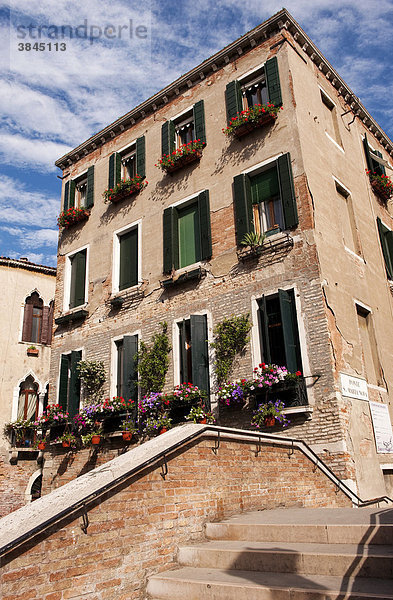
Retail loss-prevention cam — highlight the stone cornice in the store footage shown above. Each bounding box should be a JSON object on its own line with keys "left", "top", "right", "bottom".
{"left": 55, "top": 8, "right": 393, "bottom": 170}
{"left": 0, "top": 257, "right": 56, "bottom": 276}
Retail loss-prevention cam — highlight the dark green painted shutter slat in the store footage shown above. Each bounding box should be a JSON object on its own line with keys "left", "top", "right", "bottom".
{"left": 161, "top": 120, "right": 175, "bottom": 157}
{"left": 179, "top": 321, "right": 189, "bottom": 384}
{"left": 109, "top": 153, "right": 122, "bottom": 189}
{"left": 258, "top": 296, "right": 271, "bottom": 364}
{"left": 250, "top": 167, "right": 279, "bottom": 204}
{"left": 190, "top": 314, "right": 209, "bottom": 397}
{"left": 198, "top": 190, "right": 212, "bottom": 260}
{"left": 70, "top": 250, "right": 86, "bottom": 308}
{"left": 374, "top": 150, "right": 386, "bottom": 175}
{"left": 64, "top": 181, "right": 69, "bottom": 211}
{"left": 363, "top": 134, "right": 373, "bottom": 171}
{"left": 68, "top": 350, "right": 81, "bottom": 417}
{"left": 278, "top": 289, "right": 299, "bottom": 373}
{"left": 163, "top": 207, "right": 174, "bottom": 273}
{"left": 377, "top": 217, "right": 393, "bottom": 279}
{"left": 58, "top": 355, "right": 69, "bottom": 411}
{"left": 193, "top": 100, "right": 206, "bottom": 145}
{"left": 265, "top": 56, "right": 282, "bottom": 107}
{"left": 69, "top": 180, "right": 76, "bottom": 209}
{"left": 123, "top": 335, "right": 138, "bottom": 404}
{"left": 225, "top": 80, "right": 242, "bottom": 124}
{"left": 278, "top": 153, "right": 298, "bottom": 229}
{"left": 136, "top": 136, "right": 146, "bottom": 178}
{"left": 233, "top": 174, "right": 253, "bottom": 245}
{"left": 86, "top": 166, "right": 94, "bottom": 208}
{"left": 119, "top": 228, "right": 138, "bottom": 290}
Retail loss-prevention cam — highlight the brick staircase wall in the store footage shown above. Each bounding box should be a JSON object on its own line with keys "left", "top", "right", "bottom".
{"left": 1, "top": 428, "right": 351, "bottom": 600}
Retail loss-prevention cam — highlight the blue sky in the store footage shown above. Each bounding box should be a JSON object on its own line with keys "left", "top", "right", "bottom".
{"left": 1, "top": 0, "right": 392, "bottom": 267}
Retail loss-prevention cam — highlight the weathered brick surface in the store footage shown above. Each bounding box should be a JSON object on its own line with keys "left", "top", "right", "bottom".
{"left": 1, "top": 436, "right": 351, "bottom": 600}
{"left": 0, "top": 453, "right": 40, "bottom": 518}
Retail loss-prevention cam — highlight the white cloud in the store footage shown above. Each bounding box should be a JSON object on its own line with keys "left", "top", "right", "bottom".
{"left": 0, "top": 175, "right": 59, "bottom": 227}
{"left": 0, "top": 133, "right": 72, "bottom": 172}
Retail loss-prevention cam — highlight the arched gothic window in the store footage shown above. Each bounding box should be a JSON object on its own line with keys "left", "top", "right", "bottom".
{"left": 22, "top": 293, "right": 54, "bottom": 345}
{"left": 18, "top": 375, "right": 39, "bottom": 421}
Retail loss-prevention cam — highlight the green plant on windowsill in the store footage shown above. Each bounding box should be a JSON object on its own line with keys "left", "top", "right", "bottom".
{"left": 240, "top": 232, "right": 266, "bottom": 252}
{"left": 155, "top": 139, "right": 205, "bottom": 172}
{"left": 251, "top": 400, "right": 290, "bottom": 429}
{"left": 121, "top": 416, "right": 137, "bottom": 433}
{"left": 143, "top": 413, "right": 172, "bottom": 436}
{"left": 223, "top": 103, "right": 282, "bottom": 136}
{"left": 4, "top": 419, "right": 37, "bottom": 446}
{"left": 56, "top": 432, "right": 79, "bottom": 449}
{"left": 186, "top": 405, "right": 215, "bottom": 424}
{"left": 103, "top": 174, "right": 148, "bottom": 203}
{"left": 81, "top": 429, "right": 104, "bottom": 447}
{"left": 366, "top": 169, "right": 393, "bottom": 201}
{"left": 57, "top": 207, "right": 90, "bottom": 229}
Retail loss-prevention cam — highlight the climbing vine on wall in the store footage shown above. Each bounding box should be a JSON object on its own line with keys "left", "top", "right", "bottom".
{"left": 211, "top": 314, "right": 252, "bottom": 386}
{"left": 136, "top": 322, "right": 171, "bottom": 394}
{"left": 77, "top": 360, "right": 106, "bottom": 404}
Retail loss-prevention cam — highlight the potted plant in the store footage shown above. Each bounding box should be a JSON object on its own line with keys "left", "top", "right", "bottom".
{"left": 186, "top": 405, "right": 215, "bottom": 424}
{"left": 217, "top": 379, "right": 249, "bottom": 408}
{"left": 35, "top": 404, "right": 70, "bottom": 440}
{"left": 251, "top": 400, "right": 290, "bottom": 429}
{"left": 81, "top": 430, "right": 103, "bottom": 447}
{"left": 223, "top": 103, "right": 282, "bottom": 139}
{"left": 144, "top": 413, "right": 172, "bottom": 436}
{"left": 57, "top": 206, "right": 90, "bottom": 229}
{"left": 4, "top": 419, "right": 37, "bottom": 447}
{"left": 27, "top": 345, "right": 39, "bottom": 356}
{"left": 366, "top": 170, "right": 393, "bottom": 202}
{"left": 56, "top": 432, "right": 78, "bottom": 449}
{"left": 103, "top": 174, "right": 148, "bottom": 203}
{"left": 165, "top": 383, "right": 207, "bottom": 423}
{"left": 155, "top": 139, "right": 205, "bottom": 174}
{"left": 121, "top": 417, "right": 137, "bottom": 441}
{"left": 240, "top": 232, "right": 266, "bottom": 253}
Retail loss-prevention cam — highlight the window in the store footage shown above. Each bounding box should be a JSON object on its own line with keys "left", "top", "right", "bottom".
{"left": 114, "top": 335, "right": 138, "bottom": 401}
{"left": 161, "top": 101, "right": 206, "bottom": 157}
{"left": 18, "top": 375, "right": 39, "bottom": 421}
{"left": 257, "top": 289, "right": 302, "bottom": 373}
{"left": 178, "top": 314, "right": 209, "bottom": 395}
{"left": 320, "top": 88, "right": 342, "bottom": 147}
{"left": 163, "top": 190, "right": 212, "bottom": 273}
{"left": 114, "top": 223, "right": 140, "bottom": 293}
{"left": 64, "top": 166, "right": 94, "bottom": 211}
{"left": 356, "top": 304, "right": 382, "bottom": 386}
{"left": 363, "top": 133, "right": 386, "bottom": 176}
{"left": 67, "top": 248, "right": 87, "bottom": 310}
{"left": 334, "top": 180, "right": 361, "bottom": 255}
{"left": 225, "top": 57, "right": 282, "bottom": 124}
{"left": 22, "top": 293, "right": 54, "bottom": 345}
{"left": 233, "top": 153, "right": 298, "bottom": 244}
{"left": 58, "top": 351, "right": 82, "bottom": 417}
{"left": 108, "top": 136, "right": 145, "bottom": 188}
{"left": 377, "top": 217, "right": 393, "bottom": 280}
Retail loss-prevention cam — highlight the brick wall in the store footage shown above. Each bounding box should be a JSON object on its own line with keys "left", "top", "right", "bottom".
{"left": 1, "top": 433, "right": 351, "bottom": 600}
{"left": 0, "top": 453, "right": 40, "bottom": 518}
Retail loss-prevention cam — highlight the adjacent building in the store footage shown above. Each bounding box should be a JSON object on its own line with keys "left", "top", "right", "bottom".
{"left": 50, "top": 9, "right": 393, "bottom": 499}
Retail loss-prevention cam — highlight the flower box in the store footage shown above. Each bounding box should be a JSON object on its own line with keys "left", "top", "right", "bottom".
{"left": 156, "top": 140, "right": 204, "bottom": 174}
{"left": 27, "top": 348, "right": 39, "bottom": 356}
{"left": 107, "top": 187, "right": 138, "bottom": 203}
{"left": 233, "top": 113, "right": 277, "bottom": 139}
{"left": 103, "top": 175, "right": 148, "bottom": 203}
{"left": 370, "top": 178, "right": 392, "bottom": 202}
{"left": 165, "top": 150, "right": 202, "bottom": 173}
{"left": 57, "top": 208, "right": 90, "bottom": 229}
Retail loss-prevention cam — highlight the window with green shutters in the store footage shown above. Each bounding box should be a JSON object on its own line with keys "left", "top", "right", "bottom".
{"left": 161, "top": 101, "right": 206, "bottom": 157}
{"left": 233, "top": 153, "right": 298, "bottom": 245}
{"left": 257, "top": 289, "right": 302, "bottom": 373}
{"left": 119, "top": 227, "right": 138, "bottom": 290}
{"left": 225, "top": 57, "right": 282, "bottom": 124}
{"left": 64, "top": 167, "right": 94, "bottom": 211}
{"left": 108, "top": 136, "right": 146, "bottom": 189}
{"left": 115, "top": 335, "right": 138, "bottom": 404}
{"left": 163, "top": 191, "right": 212, "bottom": 273}
{"left": 363, "top": 134, "right": 386, "bottom": 176}
{"left": 69, "top": 248, "right": 87, "bottom": 309}
{"left": 178, "top": 314, "right": 210, "bottom": 398}
{"left": 58, "top": 350, "right": 82, "bottom": 417}
{"left": 377, "top": 217, "right": 393, "bottom": 280}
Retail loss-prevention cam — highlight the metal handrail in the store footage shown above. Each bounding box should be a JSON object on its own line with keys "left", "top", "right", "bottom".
{"left": 1, "top": 425, "right": 392, "bottom": 559}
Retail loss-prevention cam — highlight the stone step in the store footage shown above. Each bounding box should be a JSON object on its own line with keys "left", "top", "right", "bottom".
{"left": 147, "top": 567, "right": 393, "bottom": 599}
{"left": 178, "top": 540, "right": 393, "bottom": 578}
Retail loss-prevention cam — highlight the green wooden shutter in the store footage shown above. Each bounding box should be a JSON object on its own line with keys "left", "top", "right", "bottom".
{"left": 190, "top": 314, "right": 210, "bottom": 398}
{"left": 64, "top": 181, "right": 69, "bottom": 211}
{"left": 374, "top": 150, "right": 386, "bottom": 176}
{"left": 178, "top": 203, "right": 200, "bottom": 268}
{"left": 225, "top": 80, "right": 242, "bottom": 124}
{"left": 179, "top": 321, "right": 190, "bottom": 384}
{"left": 161, "top": 120, "right": 175, "bottom": 157}
{"left": 58, "top": 355, "right": 69, "bottom": 411}
{"left": 278, "top": 153, "right": 298, "bottom": 229}
{"left": 278, "top": 289, "right": 301, "bottom": 373}
{"left": 86, "top": 166, "right": 94, "bottom": 208}
{"left": 193, "top": 100, "right": 206, "bottom": 145}
{"left": 198, "top": 190, "right": 212, "bottom": 260}
{"left": 377, "top": 217, "right": 393, "bottom": 279}
{"left": 69, "top": 180, "right": 76, "bottom": 209}
{"left": 70, "top": 250, "right": 86, "bottom": 308}
{"left": 257, "top": 296, "right": 271, "bottom": 364}
{"left": 233, "top": 174, "right": 253, "bottom": 244}
{"left": 363, "top": 134, "right": 373, "bottom": 171}
{"left": 119, "top": 228, "right": 138, "bottom": 290}
{"left": 136, "top": 136, "right": 146, "bottom": 178}
{"left": 163, "top": 207, "right": 178, "bottom": 273}
{"left": 123, "top": 335, "right": 138, "bottom": 403}
{"left": 250, "top": 167, "right": 279, "bottom": 204}
{"left": 68, "top": 350, "right": 81, "bottom": 417}
{"left": 109, "top": 153, "right": 122, "bottom": 189}
{"left": 265, "top": 56, "right": 282, "bottom": 107}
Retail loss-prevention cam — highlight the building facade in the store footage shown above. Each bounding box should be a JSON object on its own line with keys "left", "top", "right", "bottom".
{"left": 0, "top": 257, "right": 56, "bottom": 515}
{"left": 50, "top": 9, "right": 393, "bottom": 499}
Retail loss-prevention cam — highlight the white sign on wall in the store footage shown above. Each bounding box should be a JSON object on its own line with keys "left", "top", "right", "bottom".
{"left": 369, "top": 401, "right": 393, "bottom": 454}
{"left": 340, "top": 373, "right": 369, "bottom": 401}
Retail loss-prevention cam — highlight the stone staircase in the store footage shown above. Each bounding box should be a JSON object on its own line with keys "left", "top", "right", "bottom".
{"left": 147, "top": 506, "right": 393, "bottom": 599}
